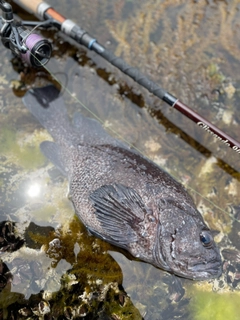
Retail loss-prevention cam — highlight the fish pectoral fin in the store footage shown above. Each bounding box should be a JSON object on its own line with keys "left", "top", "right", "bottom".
{"left": 89, "top": 183, "right": 146, "bottom": 247}
{"left": 86, "top": 226, "right": 134, "bottom": 249}
{"left": 40, "top": 141, "right": 67, "bottom": 176}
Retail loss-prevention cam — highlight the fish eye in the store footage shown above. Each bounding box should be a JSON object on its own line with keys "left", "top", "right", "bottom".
{"left": 200, "top": 230, "right": 213, "bottom": 247}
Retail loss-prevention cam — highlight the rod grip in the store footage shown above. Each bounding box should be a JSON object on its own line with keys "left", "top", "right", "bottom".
{"left": 13, "top": 0, "right": 44, "bottom": 14}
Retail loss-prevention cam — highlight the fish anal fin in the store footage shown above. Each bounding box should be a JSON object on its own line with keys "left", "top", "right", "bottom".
{"left": 40, "top": 141, "right": 67, "bottom": 176}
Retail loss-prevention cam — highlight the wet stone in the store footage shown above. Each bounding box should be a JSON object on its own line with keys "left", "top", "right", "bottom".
{"left": 24, "top": 221, "right": 55, "bottom": 250}
{"left": 0, "top": 260, "right": 12, "bottom": 292}
{"left": 221, "top": 248, "right": 240, "bottom": 289}
{"left": 0, "top": 221, "right": 24, "bottom": 253}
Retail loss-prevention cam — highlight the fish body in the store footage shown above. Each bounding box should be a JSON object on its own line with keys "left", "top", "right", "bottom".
{"left": 23, "top": 85, "right": 222, "bottom": 280}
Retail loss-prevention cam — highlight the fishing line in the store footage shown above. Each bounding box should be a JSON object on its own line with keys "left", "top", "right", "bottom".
{"left": 21, "top": 19, "right": 54, "bottom": 42}
{"left": 0, "top": 0, "right": 236, "bottom": 219}
{"left": 26, "top": 49, "right": 233, "bottom": 219}
{"left": 14, "top": 0, "right": 240, "bottom": 154}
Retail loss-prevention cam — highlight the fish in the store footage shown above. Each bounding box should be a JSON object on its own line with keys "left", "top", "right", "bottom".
{"left": 22, "top": 84, "right": 222, "bottom": 280}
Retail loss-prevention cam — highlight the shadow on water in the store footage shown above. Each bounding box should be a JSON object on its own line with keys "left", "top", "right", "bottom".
{"left": 0, "top": 0, "right": 240, "bottom": 319}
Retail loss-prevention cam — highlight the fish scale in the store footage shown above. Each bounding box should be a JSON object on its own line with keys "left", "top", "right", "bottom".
{"left": 23, "top": 84, "right": 222, "bottom": 280}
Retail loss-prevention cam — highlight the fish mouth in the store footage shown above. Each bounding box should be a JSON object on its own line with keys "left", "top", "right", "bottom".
{"left": 187, "top": 259, "right": 222, "bottom": 280}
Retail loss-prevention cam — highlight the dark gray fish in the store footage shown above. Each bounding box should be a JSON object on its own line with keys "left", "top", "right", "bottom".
{"left": 22, "top": 85, "right": 222, "bottom": 280}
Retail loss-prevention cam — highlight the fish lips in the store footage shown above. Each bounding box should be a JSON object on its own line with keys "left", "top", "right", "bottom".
{"left": 168, "top": 237, "right": 222, "bottom": 280}
{"left": 171, "top": 260, "right": 222, "bottom": 281}
{"left": 187, "top": 257, "right": 222, "bottom": 280}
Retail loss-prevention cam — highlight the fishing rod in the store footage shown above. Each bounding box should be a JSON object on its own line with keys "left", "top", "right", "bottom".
{"left": 2, "top": 0, "right": 240, "bottom": 155}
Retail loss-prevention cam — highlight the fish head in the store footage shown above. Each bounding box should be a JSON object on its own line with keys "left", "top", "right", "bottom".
{"left": 154, "top": 200, "right": 222, "bottom": 280}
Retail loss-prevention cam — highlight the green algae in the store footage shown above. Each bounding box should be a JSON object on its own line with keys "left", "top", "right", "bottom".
{"left": 53, "top": 215, "right": 124, "bottom": 282}
{"left": 21, "top": 215, "right": 141, "bottom": 319}
{"left": 15, "top": 144, "right": 45, "bottom": 169}
{"left": 207, "top": 63, "right": 225, "bottom": 85}
{"left": 0, "top": 126, "right": 46, "bottom": 170}
{"left": 0, "top": 127, "right": 16, "bottom": 153}
{"left": 51, "top": 217, "right": 141, "bottom": 318}
{"left": 0, "top": 289, "right": 24, "bottom": 311}
{"left": 30, "top": 205, "right": 57, "bottom": 223}
{"left": 25, "top": 221, "right": 55, "bottom": 250}
{"left": 189, "top": 290, "right": 240, "bottom": 320}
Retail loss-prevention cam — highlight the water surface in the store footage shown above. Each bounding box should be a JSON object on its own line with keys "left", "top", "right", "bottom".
{"left": 0, "top": 1, "right": 240, "bottom": 319}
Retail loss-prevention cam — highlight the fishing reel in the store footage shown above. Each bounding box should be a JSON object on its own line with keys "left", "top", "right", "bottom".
{"left": 0, "top": 0, "right": 51, "bottom": 67}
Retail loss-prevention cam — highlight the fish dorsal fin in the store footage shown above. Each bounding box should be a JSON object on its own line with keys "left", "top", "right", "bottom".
{"left": 72, "top": 112, "right": 124, "bottom": 147}
{"left": 89, "top": 184, "right": 146, "bottom": 247}
{"left": 40, "top": 141, "right": 67, "bottom": 176}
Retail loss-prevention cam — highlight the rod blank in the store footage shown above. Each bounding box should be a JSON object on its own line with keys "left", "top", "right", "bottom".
{"left": 13, "top": 0, "right": 240, "bottom": 155}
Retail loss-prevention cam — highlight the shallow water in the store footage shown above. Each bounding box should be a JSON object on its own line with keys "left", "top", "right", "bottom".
{"left": 0, "top": 0, "right": 240, "bottom": 319}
